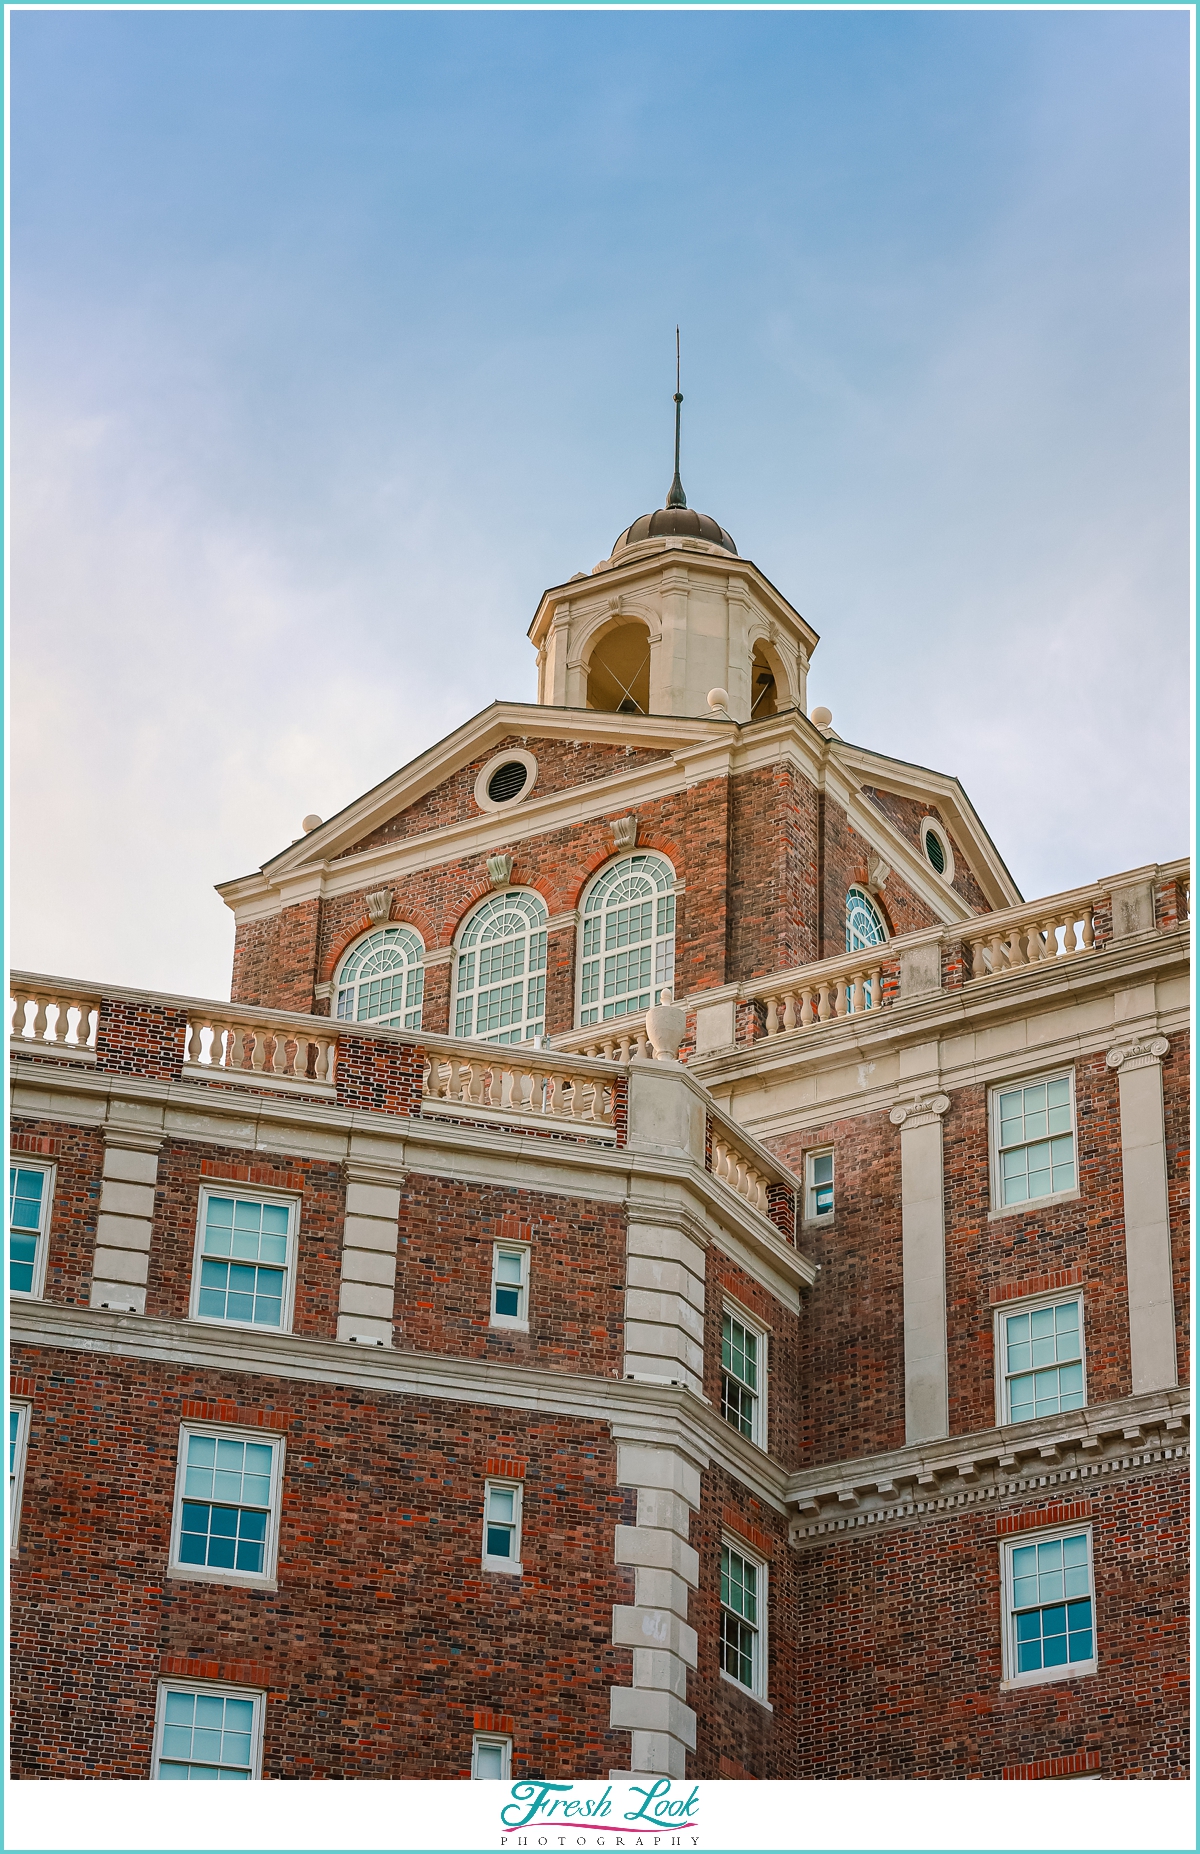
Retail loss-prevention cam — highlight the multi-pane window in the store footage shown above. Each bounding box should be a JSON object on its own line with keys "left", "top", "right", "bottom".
{"left": 9, "top": 1162, "right": 52, "bottom": 1297}
{"left": 491, "top": 1245, "right": 529, "bottom": 1328}
{"left": 805, "top": 1150, "right": 834, "bottom": 1221}
{"left": 845, "top": 886, "right": 886, "bottom": 953}
{"left": 482, "top": 1481, "right": 522, "bottom": 1573}
{"left": 578, "top": 853, "right": 677, "bottom": 1026}
{"left": 171, "top": 1429, "right": 281, "bottom": 1583}
{"left": 472, "top": 1734, "right": 512, "bottom": 1779}
{"left": 721, "top": 1311, "right": 764, "bottom": 1448}
{"left": 335, "top": 926, "right": 425, "bottom": 1031}
{"left": 154, "top": 1683, "right": 264, "bottom": 1780}
{"left": 720, "top": 1541, "right": 765, "bottom": 1698}
{"left": 1004, "top": 1530, "right": 1095, "bottom": 1682}
{"left": 1001, "top": 1298, "right": 1085, "bottom": 1424}
{"left": 992, "top": 1074, "right": 1077, "bottom": 1209}
{"left": 191, "top": 1191, "right": 294, "bottom": 1332}
{"left": 9, "top": 1404, "right": 30, "bottom": 1540}
{"left": 454, "top": 892, "right": 548, "bottom": 1045}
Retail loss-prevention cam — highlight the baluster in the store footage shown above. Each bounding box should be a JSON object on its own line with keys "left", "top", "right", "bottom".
{"left": 781, "top": 992, "right": 798, "bottom": 1032}
{"left": 28, "top": 995, "right": 50, "bottom": 1042}
{"left": 987, "top": 933, "right": 1003, "bottom": 976}
{"left": 868, "top": 965, "right": 882, "bottom": 1011}
{"left": 764, "top": 995, "right": 780, "bottom": 1036}
{"left": 421, "top": 1055, "right": 433, "bottom": 1098}
{"left": 816, "top": 981, "right": 834, "bottom": 1022}
{"left": 1058, "top": 912, "right": 1077, "bottom": 955}
{"left": 969, "top": 938, "right": 985, "bottom": 978}
{"left": 798, "top": 988, "right": 815, "bottom": 1027}
{"left": 1080, "top": 907, "right": 1094, "bottom": 951}
{"left": 850, "top": 970, "right": 866, "bottom": 1015}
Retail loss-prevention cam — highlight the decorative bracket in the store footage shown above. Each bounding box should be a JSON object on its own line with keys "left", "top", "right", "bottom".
{"left": 866, "top": 851, "right": 892, "bottom": 896}
{"left": 610, "top": 816, "right": 638, "bottom": 853}
{"left": 890, "top": 1092, "right": 950, "bottom": 1130}
{"left": 1106, "top": 1035, "right": 1169, "bottom": 1073}
{"left": 365, "top": 889, "right": 393, "bottom": 924}
{"left": 487, "top": 854, "right": 514, "bottom": 889}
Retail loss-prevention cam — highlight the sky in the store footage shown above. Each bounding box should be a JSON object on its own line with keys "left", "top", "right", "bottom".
{"left": 9, "top": 6, "right": 1191, "bottom": 999}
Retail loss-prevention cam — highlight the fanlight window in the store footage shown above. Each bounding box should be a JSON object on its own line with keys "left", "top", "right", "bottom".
{"left": 846, "top": 887, "right": 887, "bottom": 953}
{"left": 455, "top": 891, "right": 548, "bottom": 1045}
{"left": 335, "top": 926, "right": 425, "bottom": 1030}
{"left": 579, "top": 853, "right": 677, "bottom": 1026}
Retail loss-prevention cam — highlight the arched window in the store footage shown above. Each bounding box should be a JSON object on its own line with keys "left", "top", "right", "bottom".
{"left": 846, "top": 887, "right": 887, "bottom": 953}
{"left": 335, "top": 926, "right": 425, "bottom": 1030}
{"left": 586, "top": 622, "right": 652, "bottom": 715}
{"left": 578, "top": 852, "right": 677, "bottom": 1026}
{"left": 454, "top": 891, "right": 548, "bottom": 1044}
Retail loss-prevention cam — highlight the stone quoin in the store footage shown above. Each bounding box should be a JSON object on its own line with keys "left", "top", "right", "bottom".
{"left": 9, "top": 455, "right": 1189, "bottom": 1780}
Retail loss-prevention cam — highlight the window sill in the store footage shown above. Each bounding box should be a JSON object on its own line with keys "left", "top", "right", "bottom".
{"left": 482, "top": 1559, "right": 524, "bottom": 1576}
{"left": 989, "top": 1189, "right": 1081, "bottom": 1223}
{"left": 719, "top": 1670, "right": 773, "bottom": 1712}
{"left": 1000, "top": 1661, "right": 1097, "bottom": 1692}
{"left": 166, "top": 1566, "right": 278, "bottom": 1592}
{"left": 186, "top": 1313, "right": 294, "bottom": 1338}
{"left": 490, "top": 1316, "right": 530, "bottom": 1334}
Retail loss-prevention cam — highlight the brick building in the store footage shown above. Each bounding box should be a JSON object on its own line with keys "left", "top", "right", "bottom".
{"left": 9, "top": 477, "right": 1190, "bottom": 1781}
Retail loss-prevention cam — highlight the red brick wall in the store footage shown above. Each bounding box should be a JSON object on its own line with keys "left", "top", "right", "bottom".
{"left": 333, "top": 1031, "right": 424, "bottom": 1116}
{"left": 145, "top": 1142, "right": 346, "bottom": 1339}
{"left": 767, "top": 1109, "right": 906, "bottom": 1469}
{"left": 859, "top": 786, "right": 993, "bottom": 913}
{"left": 10, "top": 1120, "right": 101, "bottom": 1308}
{"left": 394, "top": 1178, "right": 627, "bottom": 1375}
{"left": 727, "top": 762, "right": 819, "bottom": 978}
{"left": 95, "top": 998, "right": 186, "bottom": 1080}
{"left": 822, "top": 792, "right": 943, "bottom": 956}
{"left": 336, "top": 734, "right": 671, "bottom": 857}
{"left": 942, "top": 1056, "right": 1132, "bottom": 1435}
{"left": 791, "top": 1471, "right": 1189, "bottom": 1777}
{"left": 9, "top": 1349, "right": 635, "bottom": 1779}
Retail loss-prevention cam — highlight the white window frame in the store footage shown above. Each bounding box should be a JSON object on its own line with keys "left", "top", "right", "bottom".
{"left": 988, "top": 1068, "right": 1079, "bottom": 1216}
{"left": 334, "top": 925, "right": 426, "bottom": 1031}
{"left": 719, "top": 1301, "right": 768, "bottom": 1452}
{"left": 9, "top": 1402, "right": 30, "bottom": 1547}
{"left": 719, "top": 1533, "right": 770, "bottom": 1707}
{"left": 167, "top": 1422, "right": 285, "bottom": 1589}
{"left": 845, "top": 885, "right": 888, "bottom": 953}
{"left": 474, "top": 748, "right": 539, "bottom": 814}
{"left": 482, "top": 1478, "right": 523, "bottom": 1575}
{"left": 993, "top": 1290, "right": 1088, "bottom": 1429}
{"left": 453, "top": 889, "right": 549, "bottom": 1045}
{"left": 490, "top": 1241, "right": 530, "bottom": 1332}
{"left": 803, "top": 1148, "right": 834, "bottom": 1223}
{"left": 575, "top": 852, "right": 680, "bottom": 1029}
{"left": 920, "top": 817, "right": 956, "bottom": 884}
{"left": 151, "top": 1678, "right": 265, "bottom": 1780}
{"left": 471, "top": 1733, "right": 513, "bottom": 1779}
{"left": 189, "top": 1185, "right": 299, "bottom": 1336}
{"left": 1000, "top": 1523, "right": 1097, "bottom": 1690}
{"left": 9, "top": 1159, "right": 54, "bottom": 1300}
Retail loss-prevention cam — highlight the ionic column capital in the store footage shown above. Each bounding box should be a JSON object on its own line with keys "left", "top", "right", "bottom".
{"left": 890, "top": 1092, "right": 950, "bottom": 1130}
{"left": 1106, "top": 1035, "right": 1170, "bottom": 1073}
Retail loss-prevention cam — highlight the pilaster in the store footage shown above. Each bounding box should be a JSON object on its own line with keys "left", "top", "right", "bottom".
{"left": 1106, "top": 1035, "right": 1177, "bottom": 1393}
{"left": 609, "top": 1441, "right": 702, "bottom": 1778}
{"left": 890, "top": 1091, "right": 951, "bottom": 1444}
{"left": 89, "top": 1128, "right": 164, "bottom": 1315}
{"left": 337, "top": 1159, "right": 406, "bottom": 1346}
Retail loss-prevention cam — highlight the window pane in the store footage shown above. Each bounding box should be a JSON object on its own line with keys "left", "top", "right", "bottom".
{"left": 158, "top": 1689, "right": 256, "bottom": 1778}
{"left": 487, "top": 1488, "right": 515, "bottom": 1523}
{"left": 475, "top": 1742, "right": 504, "bottom": 1779}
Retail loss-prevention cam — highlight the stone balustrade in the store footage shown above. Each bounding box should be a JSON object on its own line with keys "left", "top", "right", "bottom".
{"left": 183, "top": 1010, "right": 338, "bottom": 1085}
{"left": 422, "top": 1044, "right": 618, "bottom": 1129}
{"left": 708, "top": 1120, "right": 772, "bottom": 1215}
{"left": 760, "top": 952, "right": 884, "bottom": 1037}
{"left": 966, "top": 902, "right": 1094, "bottom": 979}
{"left": 555, "top": 1018, "right": 651, "bottom": 1064}
{"left": 8, "top": 985, "right": 98, "bottom": 1054}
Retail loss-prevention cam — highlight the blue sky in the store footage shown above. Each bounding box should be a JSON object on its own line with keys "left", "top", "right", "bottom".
{"left": 10, "top": 7, "right": 1191, "bottom": 996}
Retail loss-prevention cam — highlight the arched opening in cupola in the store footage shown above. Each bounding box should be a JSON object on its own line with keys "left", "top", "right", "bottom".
{"left": 586, "top": 622, "right": 652, "bottom": 715}
{"left": 750, "top": 643, "right": 780, "bottom": 719}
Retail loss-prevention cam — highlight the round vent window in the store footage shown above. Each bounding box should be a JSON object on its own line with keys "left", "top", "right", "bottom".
{"left": 924, "top": 827, "right": 946, "bottom": 874}
{"left": 487, "top": 761, "right": 529, "bottom": 804}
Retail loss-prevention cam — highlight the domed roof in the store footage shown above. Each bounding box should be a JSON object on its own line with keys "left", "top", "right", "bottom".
{"left": 613, "top": 506, "right": 737, "bottom": 555}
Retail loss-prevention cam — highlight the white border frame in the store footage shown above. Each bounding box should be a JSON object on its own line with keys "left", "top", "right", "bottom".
{"left": 490, "top": 1240, "right": 530, "bottom": 1332}
{"left": 189, "top": 1184, "right": 300, "bottom": 1336}
{"left": 473, "top": 748, "right": 538, "bottom": 814}
{"left": 452, "top": 886, "right": 550, "bottom": 1045}
{"left": 167, "top": 1421, "right": 285, "bottom": 1590}
{"left": 9, "top": 1400, "right": 30, "bottom": 1548}
{"left": 574, "top": 849, "right": 680, "bottom": 1029}
{"left": 471, "top": 1733, "right": 513, "bottom": 1779}
{"left": 992, "top": 1288, "right": 1088, "bottom": 1429}
{"left": 719, "top": 1300, "right": 769, "bottom": 1452}
{"left": 921, "top": 815, "right": 956, "bottom": 884}
{"left": 718, "top": 1531, "right": 771, "bottom": 1707}
{"left": 333, "top": 923, "right": 427, "bottom": 1031}
{"left": 845, "top": 883, "right": 889, "bottom": 950}
{"left": 802, "top": 1146, "right": 835, "bottom": 1225}
{"left": 8, "top": 1156, "right": 54, "bottom": 1301}
{"left": 1000, "top": 1521, "right": 1097, "bottom": 1691}
{"left": 987, "top": 1066, "right": 1079, "bottom": 1218}
{"left": 151, "top": 1677, "right": 266, "bottom": 1781}
{"left": 481, "top": 1478, "right": 523, "bottom": 1575}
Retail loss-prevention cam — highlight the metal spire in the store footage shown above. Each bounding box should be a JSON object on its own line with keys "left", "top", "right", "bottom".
{"left": 666, "top": 326, "right": 687, "bottom": 509}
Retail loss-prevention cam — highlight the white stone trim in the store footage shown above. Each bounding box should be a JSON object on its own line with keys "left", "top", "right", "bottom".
{"left": 609, "top": 1441, "right": 701, "bottom": 1778}
{"left": 337, "top": 1169, "right": 404, "bottom": 1346}
{"left": 1106, "top": 1036, "right": 1177, "bottom": 1393}
{"left": 473, "top": 749, "right": 539, "bottom": 815}
{"left": 89, "top": 1133, "right": 162, "bottom": 1315}
{"left": 889, "top": 1092, "right": 950, "bottom": 1444}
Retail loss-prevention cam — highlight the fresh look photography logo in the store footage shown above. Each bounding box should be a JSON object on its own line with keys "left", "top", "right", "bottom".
{"left": 499, "top": 1779, "right": 701, "bottom": 1847}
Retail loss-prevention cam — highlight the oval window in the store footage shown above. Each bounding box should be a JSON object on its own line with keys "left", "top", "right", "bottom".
{"left": 925, "top": 828, "right": 946, "bottom": 874}
{"left": 487, "top": 761, "right": 529, "bottom": 804}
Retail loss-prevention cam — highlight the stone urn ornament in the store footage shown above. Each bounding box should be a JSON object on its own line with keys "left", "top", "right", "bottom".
{"left": 646, "top": 987, "right": 686, "bottom": 1062}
